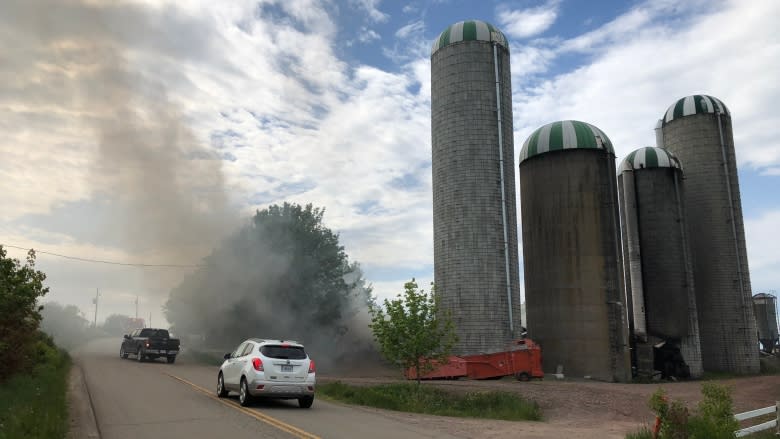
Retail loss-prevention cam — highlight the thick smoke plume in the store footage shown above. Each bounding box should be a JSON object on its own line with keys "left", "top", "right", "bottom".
{"left": 3, "top": 1, "right": 381, "bottom": 370}
{"left": 1, "top": 0, "right": 236, "bottom": 291}
{"left": 165, "top": 203, "right": 379, "bottom": 371}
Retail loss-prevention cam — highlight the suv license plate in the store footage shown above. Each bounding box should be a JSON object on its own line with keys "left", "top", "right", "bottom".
{"left": 281, "top": 365, "right": 293, "bottom": 372}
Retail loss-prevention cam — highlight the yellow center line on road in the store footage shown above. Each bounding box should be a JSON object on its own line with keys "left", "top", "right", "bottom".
{"left": 165, "top": 372, "right": 321, "bottom": 439}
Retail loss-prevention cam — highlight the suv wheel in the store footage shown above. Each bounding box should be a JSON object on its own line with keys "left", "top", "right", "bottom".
{"left": 120, "top": 346, "right": 128, "bottom": 359}
{"left": 166, "top": 356, "right": 176, "bottom": 364}
{"left": 298, "top": 396, "right": 314, "bottom": 408}
{"left": 137, "top": 348, "right": 145, "bottom": 362}
{"left": 217, "top": 373, "right": 228, "bottom": 398}
{"left": 239, "top": 377, "right": 252, "bottom": 407}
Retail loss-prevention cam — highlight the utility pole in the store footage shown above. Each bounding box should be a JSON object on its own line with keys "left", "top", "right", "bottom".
{"left": 135, "top": 296, "right": 138, "bottom": 319}
{"left": 92, "top": 288, "right": 100, "bottom": 328}
{"left": 149, "top": 311, "right": 152, "bottom": 328}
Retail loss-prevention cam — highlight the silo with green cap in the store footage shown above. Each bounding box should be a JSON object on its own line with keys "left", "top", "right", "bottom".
{"left": 431, "top": 20, "right": 522, "bottom": 355}
{"left": 618, "top": 146, "right": 702, "bottom": 378}
{"left": 519, "top": 120, "right": 631, "bottom": 382}
{"left": 660, "top": 94, "right": 759, "bottom": 374}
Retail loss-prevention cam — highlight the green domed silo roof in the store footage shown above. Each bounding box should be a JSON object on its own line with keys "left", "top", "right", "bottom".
{"left": 431, "top": 20, "right": 508, "bottom": 56}
{"left": 662, "top": 94, "right": 730, "bottom": 125}
{"left": 519, "top": 120, "right": 614, "bottom": 164}
{"left": 619, "top": 147, "right": 682, "bottom": 174}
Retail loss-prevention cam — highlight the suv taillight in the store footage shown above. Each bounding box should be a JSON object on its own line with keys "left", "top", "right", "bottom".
{"left": 308, "top": 360, "right": 315, "bottom": 373}
{"left": 252, "top": 357, "right": 264, "bottom": 371}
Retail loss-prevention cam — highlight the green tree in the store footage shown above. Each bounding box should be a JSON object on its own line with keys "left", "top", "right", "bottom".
{"left": 164, "top": 203, "right": 374, "bottom": 365}
{"left": 369, "top": 279, "right": 457, "bottom": 384}
{"left": 0, "top": 246, "right": 49, "bottom": 381}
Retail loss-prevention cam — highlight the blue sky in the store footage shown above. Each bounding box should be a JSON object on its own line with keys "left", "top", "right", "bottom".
{"left": 0, "top": 0, "right": 777, "bottom": 323}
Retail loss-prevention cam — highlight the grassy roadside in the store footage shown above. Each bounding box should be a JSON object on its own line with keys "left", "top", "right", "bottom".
{"left": 318, "top": 381, "right": 542, "bottom": 421}
{"left": 0, "top": 335, "right": 71, "bottom": 439}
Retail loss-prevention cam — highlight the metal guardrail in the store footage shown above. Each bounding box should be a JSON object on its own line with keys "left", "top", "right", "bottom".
{"left": 735, "top": 401, "right": 779, "bottom": 437}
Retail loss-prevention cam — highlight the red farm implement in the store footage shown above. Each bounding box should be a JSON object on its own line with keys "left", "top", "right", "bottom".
{"left": 405, "top": 339, "right": 544, "bottom": 381}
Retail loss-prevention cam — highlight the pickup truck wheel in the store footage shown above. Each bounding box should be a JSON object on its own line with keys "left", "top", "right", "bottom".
{"left": 137, "top": 348, "right": 145, "bottom": 362}
{"left": 166, "top": 356, "right": 176, "bottom": 364}
{"left": 120, "top": 346, "right": 128, "bottom": 359}
{"left": 239, "top": 378, "right": 253, "bottom": 407}
{"left": 298, "top": 396, "right": 314, "bottom": 408}
{"left": 217, "top": 373, "right": 228, "bottom": 398}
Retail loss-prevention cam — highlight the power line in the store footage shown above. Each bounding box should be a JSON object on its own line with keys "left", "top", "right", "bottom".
{"left": 0, "top": 243, "right": 205, "bottom": 268}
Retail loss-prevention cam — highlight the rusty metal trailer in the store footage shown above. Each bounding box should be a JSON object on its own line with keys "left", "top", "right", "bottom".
{"left": 406, "top": 339, "right": 544, "bottom": 381}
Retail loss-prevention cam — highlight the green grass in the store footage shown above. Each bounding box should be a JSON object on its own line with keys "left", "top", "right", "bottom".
{"left": 0, "top": 339, "right": 71, "bottom": 439}
{"left": 318, "top": 381, "right": 542, "bottom": 421}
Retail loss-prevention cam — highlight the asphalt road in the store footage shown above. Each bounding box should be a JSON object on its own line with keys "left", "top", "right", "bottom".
{"left": 74, "top": 338, "right": 456, "bottom": 439}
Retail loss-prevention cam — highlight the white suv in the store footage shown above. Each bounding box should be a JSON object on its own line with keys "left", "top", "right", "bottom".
{"left": 217, "top": 338, "right": 315, "bottom": 408}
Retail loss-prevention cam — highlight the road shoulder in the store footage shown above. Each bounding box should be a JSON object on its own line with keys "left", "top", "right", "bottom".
{"left": 66, "top": 361, "right": 101, "bottom": 439}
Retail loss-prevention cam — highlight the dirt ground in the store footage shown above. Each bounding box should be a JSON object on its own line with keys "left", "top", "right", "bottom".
{"left": 321, "top": 362, "right": 780, "bottom": 439}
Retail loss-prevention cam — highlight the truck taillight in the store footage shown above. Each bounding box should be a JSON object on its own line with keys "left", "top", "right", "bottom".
{"left": 308, "top": 360, "right": 315, "bottom": 373}
{"left": 145, "top": 341, "right": 150, "bottom": 348}
{"left": 252, "top": 358, "right": 264, "bottom": 371}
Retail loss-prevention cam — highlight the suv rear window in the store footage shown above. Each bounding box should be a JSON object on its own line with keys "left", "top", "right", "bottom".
{"left": 260, "top": 345, "right": 306, "bottom": 360}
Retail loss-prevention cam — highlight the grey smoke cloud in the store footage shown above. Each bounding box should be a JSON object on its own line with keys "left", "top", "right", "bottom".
{"left": 1, "top": 0, "right": 237, "bottom": 267}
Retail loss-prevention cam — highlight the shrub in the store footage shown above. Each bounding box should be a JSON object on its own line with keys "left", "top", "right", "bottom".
{"left": 645, "top": 383, "right": 739, "bottom": 439}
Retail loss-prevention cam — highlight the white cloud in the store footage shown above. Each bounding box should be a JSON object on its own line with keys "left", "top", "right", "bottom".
{"left": 370, "top": 276, "right": 434, "bottom": 306}
{"left": 496, "top": 1, "right": 560, "bottom": 39}
{"left": 349, "top": 0, "right": 389, "bottom": 23}
{"left": 745, "top": 209, "right": 780, "bottom": 293}
{"left": 506, "top": 44, "right": 556, "bottom": 78}
{"left": 510, "top": 0, "right": 780, "bottom": 172}
{"left": 395, "top": 20, "right": 425, "bottom": 39}
{"left": 358, "top": 26, "right": 381, "bottom": 43}
{"left": 402, "top": 4, "right": 417, "bottom": 14}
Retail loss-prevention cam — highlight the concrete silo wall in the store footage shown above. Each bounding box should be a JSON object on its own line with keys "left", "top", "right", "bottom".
{"left": 521, "top": 150, "right": 630, "bottom": 382}
{"left": 662, "top": 113, "right": 759, "bottom": 374}
{"left": 619, "top": 168, "right": 703, "bottom": 377}
{"left": 634, "top": 169, "right": 691, "bottom": 338}
{"left": 431, "top": 41, "right": 522, "bottom": 355}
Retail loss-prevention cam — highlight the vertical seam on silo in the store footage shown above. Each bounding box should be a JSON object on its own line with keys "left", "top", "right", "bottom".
{"left": 492, "top": 41, "right": 514, "bottom": 335}
{"left": 716, "top": 111, "right": 748, "bottom": 325}
{"left": 625, "top": 169, "right": 647, "bottom": 339}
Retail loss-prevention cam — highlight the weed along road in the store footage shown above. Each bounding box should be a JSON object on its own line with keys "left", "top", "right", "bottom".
{"left": 73, "top": 339, "right": 457, "bottom": 439}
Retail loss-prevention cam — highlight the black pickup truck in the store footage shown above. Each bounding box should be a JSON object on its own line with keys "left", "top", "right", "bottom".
{"left": 120, "top": 328, "right": 180, "bottom": 363}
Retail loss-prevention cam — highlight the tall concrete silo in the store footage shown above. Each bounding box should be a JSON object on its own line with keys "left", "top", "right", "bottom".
{"left": 752, "top": 293, "right": 778, "bottom": 353}
{"left": 430, "top": 20, "right": 522, "bottom": 355}
{"left": 661, "top": 94, "right": 759, "bottom": 374}
{"left": 519, "top": 120, "right": 631, "bottom": 382}
{"left": 618, "top": 146, "right": 702, "bottom": 378}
